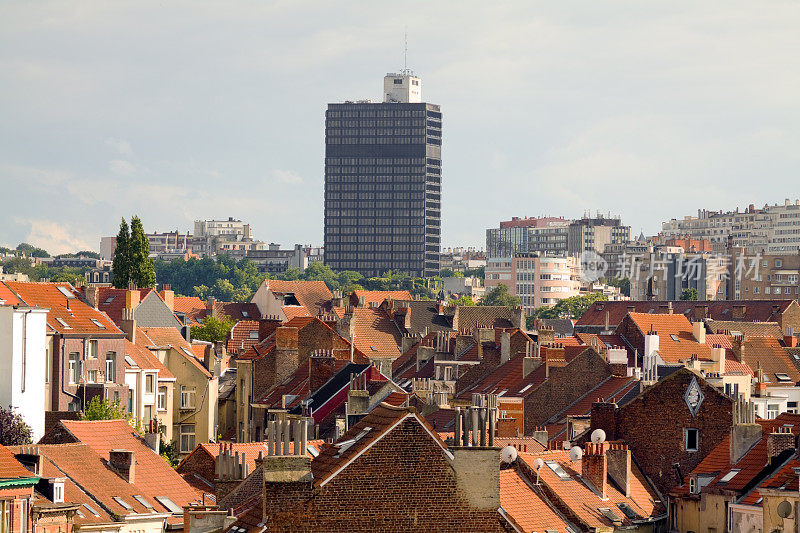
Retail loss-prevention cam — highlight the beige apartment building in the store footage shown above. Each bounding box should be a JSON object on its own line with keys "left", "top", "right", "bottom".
{"left": 486, "top": 252, "right": 581, "bottom": 314}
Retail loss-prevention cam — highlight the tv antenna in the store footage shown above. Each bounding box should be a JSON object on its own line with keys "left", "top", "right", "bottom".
{"left": 403, "top": 29, "right": 408, "bottom": 73}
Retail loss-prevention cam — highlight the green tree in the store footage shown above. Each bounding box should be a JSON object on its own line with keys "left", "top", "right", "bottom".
{"left": 463, "top": 266, "right": 485, "bottom": 280}
{"left": 681, "top": 288, "right": 699, "bottom": 301}
{"left": 75, "top": 250, "right": 101, "bottom": 259}
{"left": 81, "top": 396, "right": 129, "bottom": 420}
{"left": 0, "top": 406, "right": 33, "bottom": 445}
{"left": 604, "top": 276, "right": 631, "bottom": 297}
{"left": 112, "top": 218, "right": 131, "bottom": 288}
{"left": 129, "top": 216, "right": 156, "bottom": 288}
{"left": 16, "top": 242, "right": 49, "bottom": 258}
{"left": 449, "top": 296, "right": 477, "bottom": 306}
{"left": 1, "top": 257, "right": 35, "bottom": 276}
{"left": 479, "top": 284, "right": 521, "bottom": 307}
{"left": 532, "top": 293, "right": 607, "bottom": 320}
{"left": 192, "top": 315, "right": 236, "bottom": 343}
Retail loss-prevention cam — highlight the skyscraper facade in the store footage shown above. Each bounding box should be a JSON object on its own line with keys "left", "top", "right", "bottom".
{"left": 323, "top": 72, "right": 441, "bottom": 277}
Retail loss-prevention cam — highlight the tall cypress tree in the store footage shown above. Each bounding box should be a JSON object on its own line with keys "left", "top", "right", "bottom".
{"left": 111, "top": 218, "right": 130, "bottom": 288}
{"left": 129, "top": 216, "right": 156, "bottom": 288}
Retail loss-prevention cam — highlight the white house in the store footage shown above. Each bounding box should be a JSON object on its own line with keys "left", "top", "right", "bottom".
{"left": 0, "top": 304, "right": 49, "bottom": 441}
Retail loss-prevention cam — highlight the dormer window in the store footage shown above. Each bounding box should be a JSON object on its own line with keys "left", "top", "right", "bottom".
{"left": 689, "top": 476, "right": 699, "bottom": 494}
{"left": 52, "top": 479, "right": 65, "bottom": 503}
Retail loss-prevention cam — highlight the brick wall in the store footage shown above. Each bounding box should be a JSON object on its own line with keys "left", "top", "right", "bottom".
{"left": 523, "top": 348, "right": 610, "bottom": 434}
{"left": 176, "top": 448, "right": 216, "bottom": 486}
{"left": 611, "top": 369, "right": 733, "bottom": 494}
{"left": 262, "top": 418, "right": 507, "bottom": 532}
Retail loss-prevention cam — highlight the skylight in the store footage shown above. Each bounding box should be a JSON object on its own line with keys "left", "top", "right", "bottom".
{"left": 670, "top": 334, "right": 680, "bottom": 342}
{"left": 518, "top": 383, "right": 534, "bottom": 394}
{"left": 55, "top": 318, "right": 71, "bottom": 329}
{"left": 334, "top": 427, "right": 373, "bottom": 457}
{"left": 113, "top": 497, "right": 133, "bottom": 510}
{"left": 124, "top": 355, "right": 138, "bottom": 368}
{"left": 57, "top": 286, "right": 75, "bottom": 298}
{"left": 616, "top": 502, "right": 639, "bottom": 519}
{"left": 133, "top": 495, "right": 154, "bottom": 509}
{"left": 91, "top": 319, "right": 106, "bottom": 329}
{"left": 76, "top": 510, "right": 85, "bottom": 518}
{"left": 249, "top": 331, "right": 259, "bottom": 340}
{"left": 776, "top": 373, "right": 792, "bottom": 383}
{"left": 719, "top": 469, "right": 740, "bottom": 483}
{"left": 104, "top": 296, "right": 115, "bottom": 304}
{"left": 83, "top": 503, "right": 100, "bottom": 517}
{"left": 598, "top": 508, "right": 622, "bottom": 523}
{"left": 370, "top": 346, "right": 378, "bottom": 352}
{"left": 545, "top": 460, "right": 571, "bottom": 480}
{"left": 306, "top": 445, "right": 319, "bottom": 458}
{"left": 241, "top": 310, "right": 249, "bottom": 317}
{"left": 154, "top": 496, "right": 183, "bottom": 514}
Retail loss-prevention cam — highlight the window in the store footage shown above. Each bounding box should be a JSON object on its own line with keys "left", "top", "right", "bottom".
{"left": 68, "top": 353, "right": 80, "bottom": 384}
{"left": 145, "top": 374, "right": 155, "bottom": 394}
{"left": 87, "top": 370, "right": 98, "bottom": 383}
{"left": 87, "top": 340, "right": 98, "bottom": 358}
{"left": 775, "top": 373, "right": 792, "bottom": 383}
{"left": 719, "top": 469, "right": 740, "bottom": 483}
{"left": 106, "top": 352, "right": 116, "bottom": 380}
{"left": 90, "top": 319, "right": 106, "bottom": 330}
{"left": 249, "top": 330, "right": 259, "bottom": 340}
{"left": 689, "top": 476, "right": 698, "bottom": 494}
{"left": 180, "top": 386, "right": 196, "bottom": 410}
{"left": 157, "top": 386, "right": 167, "bottom": 411}
{"left": 179, "top": 424, "right": 196, "bottom": 453}
{"left": 685, "top": 428, "right": 699, "bottom": 451}
{"left": 768, "top": 403, "right": 780, "bottom": 419}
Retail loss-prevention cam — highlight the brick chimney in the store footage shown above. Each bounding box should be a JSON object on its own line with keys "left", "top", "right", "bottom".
{"left": 767, "top": 428, "right": 796, "bottom": 461}
{"left": 262, "top": 418, "right": 313, "bottom": 518}
{"left": 125, "top": 290, "right": 140, "bottom": 310}
{"left": 606, "top": 443, "right": 631, "bottom": 497}
{"left": 109, "top": 450, "right": 135, "bottom": 483}
{"left": 500, "top": 331, "right": 511, "bottom": 364}
{"left": 730, "top": 398, "right": 761, "bottom": 463}
{"left": 711, "top": 345, "right": 726, "bottom": 373}
{"left": 451, "top": 406, "right": 499, "bottom": 511}
{"left": 496, "top": 417, "right": 517, "bottom": 438}
{"left": 522, "top": 342, "right": 542, "bottom": 378}
{"left": 537, "top": 325, "right": 555, "bottom": 346}
{"left": 692, "top": 320, "right": 706, "bottom": 344}
{"left": 309, "top": 350, "right": 336, "bottom": 393}
{"left": 120, "top": 307, "right": 136, "bottom": 344}
{"left": 590, "top": 401, "right": 618, "bottom": 441}
{"left": 84, "top": 285, "right": 99, "bottom": 308}
{"left": 258, "top": 316, "right": 282, "bottom": 340}
{"left": 347, "top": 372, "right": 370, "bottom": 416}
{"left": 733, "top": 304, "right": 747, "bottom": 320}
{"left": 544, "top": 345, "right": 566, "bottom": 379}
{"left": 215, "top": 443, "right": 250, "bottom": 502}
{"left": 272, "top": 327, "right": 300, "bottom": 387}
{"left": 160, "top": 286, "right": 174, "bottom": 311}
{"left": 582, "top": 442, "right": 607, "bottom": 499}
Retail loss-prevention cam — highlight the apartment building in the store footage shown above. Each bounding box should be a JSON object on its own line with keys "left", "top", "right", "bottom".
{"left": 628, "top": 248, "right": 728, "bottom": 300}
{"left": 661, "top": 199, "right": 800, "bottom": 254}
{"left": 485, "top": 252, "right": 580, "bottom": 314}
{"left": 727, "top": 246, "right": 800, "bottom": 300}
{"left": 566, "top": 215, "right": 631, "bottom": 255}
{"left": 486, "top": 217, "right": 569, "bottom": 258}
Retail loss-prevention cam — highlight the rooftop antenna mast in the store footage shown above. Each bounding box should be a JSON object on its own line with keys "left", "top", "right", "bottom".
{"left": 403, "top": 29, "right": 408, "bottom": 73}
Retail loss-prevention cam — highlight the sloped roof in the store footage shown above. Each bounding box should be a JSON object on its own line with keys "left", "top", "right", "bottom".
{"left": 214, "top": 301, "right": 261, "bottom": 321}
{"left": 351, "top": 290, "right": 412, "bottom": 306}
{"left": 627, "top": 312, "right": 712, "bottom": 363}
{"left": 741, "top": 336, "right": 800, "bottom": 384}
{"left": 350, "top": 307, "right": 402, "bottom": 360}
{"left": 139, "top": 327, "right": 212, "bottom": 378}
{"left": 124, "top": 338, "right": 174, "bottom": 378}
{"left": 95, "top": 287, "right": 156, "bottom": 324}
{"left": 517, "top": 449, "right": 663, "bottom": 528}
{"left": 173, "top": 296, "right": 207, "bottom": 324}
{"left": 4, "top": 281, "right": 122, "bottom": 335}
{"left": 499, "top": 468, "right": 573, "bottom": 532}
{"left": 0, "top": 283, "right": 22, "bottom": 306}
{"left": 42, "top": 419, "right": 203, "bottom": 511}
{"left": 264, "top": 279, "right": 332, "bottom": 316}
{"left": 282, "top": 305, "right": 311, "bottom": 322}
{"left": 226, "top": 320, "right": 261, "bottom": 355}
{"left": 0, "top": 444, "right": 36, "bottom": 480}
{"left": 706, "top": 320, "right": 783, "bottom": 338}
{"left": 390, "top": 299, "right": 454, "bottom": 335}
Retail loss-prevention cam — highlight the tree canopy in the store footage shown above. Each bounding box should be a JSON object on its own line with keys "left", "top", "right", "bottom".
{"left": 531, "top": 293, "right": 608, "bottom": 320}
{"left": 0, "top": 406, "right": 33, "bottom": 445}
{"left": 681, "top": 288, "right": 699, "bottom": 301}
{"left": 191, "top": 315, "right": 236, "bottom": 343}
{"left": 479, "top": 284, "right": 521, "bottom": 307}
{"left": 112, "top": 216, "right": 156, "bottom": 288}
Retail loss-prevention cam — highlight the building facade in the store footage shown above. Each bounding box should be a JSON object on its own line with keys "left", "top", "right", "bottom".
{"left": 486, "top": 217, "right": 569, "bottom": 258}
{"left": 566, "top": 215, "right": 631, "bottom": 256}
{"left": 324, "top": 72, "right": 441, "bottom": 277}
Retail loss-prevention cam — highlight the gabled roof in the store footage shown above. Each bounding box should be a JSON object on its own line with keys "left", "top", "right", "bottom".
{"left": 626, "top": 312, "right": 712, "bottom": 363}
{"left": 214, "top": 301, "right": 261, "bottom": 321}
{"left": 740, "top": 336, "right": 800, "bottom": 384}
{"left": 226, "top": 320, "right": 261, "bottom": 355}
{"left": 517, "top": 449, "right": 663, "bottom": 528}
{"left": 4, "top": 281, "right": 122, "bottom": 335}
{"left": 173, "top": 296, "right": 207, "bottom": 324}
{"left": 499, "top": 468, "right": 573, "bottom": 532}
{"left": 350, "top": 307, "right": 402, "bottom": 360}
{"left": 351, "top": 290, "right": 412, "bottom": 306}
{"left": 0, "top": 283, "right": 22, "bottom": 306}
{"left": 39, "top": 419, "right": 203, "bottom": 515}
{"left": 95, "top": 287, "right": 156, "bottom": 324}
{"left": 263, "top": 279, "right": 332, "bottom": 316}
{"left": 390, "top": 299, "right": 454, "bottom": 335}
{"left": 0, "top": 444, "right": 37, "bottom": 480}
{"left": 282, "top": 305, "right": 311, "bottom": 322}
{"left": 310, "top": 403, "right": 448, "bottom": 487}
{"left": 124, "top": 338, "right": 174, "bottom": 378}
{"left": 138, "top": 327, "right": 212, "bottom": 378}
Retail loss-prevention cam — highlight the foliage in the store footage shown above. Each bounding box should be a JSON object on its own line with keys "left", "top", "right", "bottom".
{"left": 603, "top": 276, "right": 631, "bottom": 297}
{"left": 80, "top": 397, "right": 131, "bottom": 421}
{"left": 479, "top": 284, "right": 521, "bottom": 307}
{"left": 531, "top": 293, "right": 608, "bottom": 320}
{"left": 0, "top": 405, "right": 33, "bottom": 446}
{"left": 112, "top": 218, "right": 131, "bottom": 288}
{"left": 463, "top": 266, "right": 485, "bottom": 280}
{"left": 75, "top": 250, "right": 101, "bottom": 259}
{"left": 129, "top": 216, "right": 157, "bottom": 288}
{"left": 156, "top": 256, "right": 265, "bottom": 302}
{"left": 439, "top": 268, "right": 462, "bottom": 278}
{"left": 449, "top": 295, "right": 477, "bottom": 306}
{"left": 191, "top": 315, "right": 236, "bottom": 343}
{"left": 161, "top": 440, "right": 181, "bottom": 468}
{"left": 681, "top": 288, "right": 699, "bottom": 301}
{"left": 16, "top": 242, "right": 49, "bottom": 258}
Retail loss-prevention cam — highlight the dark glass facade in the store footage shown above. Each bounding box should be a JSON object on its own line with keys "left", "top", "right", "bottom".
{"left": 324, "top": 102, "right": 442, "bottom": 277}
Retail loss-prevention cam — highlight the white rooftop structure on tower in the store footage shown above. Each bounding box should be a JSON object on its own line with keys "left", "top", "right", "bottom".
{"left": 383, "top": 71, "right": 421, "bottom": 103}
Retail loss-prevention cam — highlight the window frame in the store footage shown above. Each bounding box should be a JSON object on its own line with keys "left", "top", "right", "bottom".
{"left": 157, "top": 386, "right": 167, "bottom": 411}
{"left": 685, "top": 428, "right": 699, "bottom": 452}
{"left": 179, "top": 424, "right": 196, "bottom": 453}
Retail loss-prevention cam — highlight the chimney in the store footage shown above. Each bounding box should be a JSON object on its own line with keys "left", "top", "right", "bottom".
{"left": 331, "top": 290, "right": 342, "bottom": 307}
{"left": 730, "top": 398, "right": 761, "bottom": 464}
{"left": 454, "top": 333, "right": 473, "bottom": 360}
{"left": 109, "top": 450, "right": 135, "bottom": 483}
{"left": 731, "top": 335, "right": 746, "bottom": 361}
{"left": 84, "top": 286, "right": 100, "bottom": 308}
{"left": 733, "top": 304, "right": 747, "bottom": 320}
{"left": 711, "top": 345, "right": 726, "bottom": 373}
{"left": 511, "top": 306, "right": 525, "bottom": 329}
{"left": 120, "top": 307, "right": 136, "bottom": 344}
{"left": 582, "top": 442, "right": 607, "bottom": 499}
{"left": 347, "top": 373, "right": 370, "bottom": 416}
{"left": 125, "top": 290, "right": 140, "bottom": 310}
{"left": 522, "top": 342, "right": 542, "bottom": 378}
{"left": 537, "top": 325, "right": 555, "bottom": 346}
{"left": 401, "top": 334, "right": 417, "bottom": 354}
{"left": 215, "top": 443, "right": 251, "bottom": 502}
{"left": 416, "top": 345, "right": 435, "bottom": 371}
{"left": 160, "top": 286, "right": 174, "bottom": 311}
{"left": 606, "top": 443, "right": 631, "bottom": 497}
{"left": 261, "top": 418, "right": 313, "bottom": 518}
{"left": 436, "top": 300, "right": 445, "bottom": 315}
{"left": 590, "top": 401, "right": 617, "bottom": 441}
{"left": 500, "top": 331, "right": 511, "bottom": 364}
{"left": 544, "top": 345, "right": 566, "bottom": 378}
{"left": 784, "top": 333, "right": 798, "bottom": 348}
{"left": 258, "top": 316, "right": 282, "bottom": 340}
{"left": 144, "top": 419, "right": 160, "bottom": 453}
{"left": 357, "top": 295, "right": 366, "bottom": 308}
{"left": 496, "top": 417, "right": 517, "bottom": 438}
{"left": 207, "top": 296, "right": 217, "bottom": 318}
{"left": 309, "top": 351, "right": 336, "bottom": 393}
{"left": 767, "top": 428, "right": 796, "bottom": 461}
{"left": 531, "top": 427, "right": 549, "bottom": 447}
{"left": 272, "top": 327, "right": 300, "bottom": 387}
{"left": 692, "top": 320, "right": 706, "bottom": 344}
{"left": 450, "top": 406, "right": 499, "bottom": 511}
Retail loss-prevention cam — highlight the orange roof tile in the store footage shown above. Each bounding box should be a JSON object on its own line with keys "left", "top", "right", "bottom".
{"left": 350, "top": 307, "right": 402, "bottom": 360}
{"left": 139, "top": 327, "right": 212, "bottom": 377}
{"left": 0, "top": 445, "right": 36, "bottom": 479}
{"left": 741, "top": 336, "right": 800, "bottom": 383}
{"left": 351, "top": 290, "right": 412, "bottom": 307}
{"left": 627, "top": 312, "right": 712, "bottom": 363}
{"left": 226, "top": 320, "right": 261, "bottom": 355}
{"left": 264, "top": 279, "right": 332, "bottom": 316}
{"left": 500, "top": 468, "right": 571, "bottom": 532}
{"left": 282, "top": 305, "right": 311, "bottom": 322}
{"left": 124, "top": 338, "right": 174, "bottom": 379}
{"left": 5, "top": 281, "right": 122, "bottom": 335}
{"left": 0, "top": 283, "right": 22, "bottom": 306}
{"left": 173, "top": 296, "right": 207, "bottom": 324}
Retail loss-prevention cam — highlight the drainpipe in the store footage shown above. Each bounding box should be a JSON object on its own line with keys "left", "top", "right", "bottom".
{"left": 60, "top": 337, "right": 81, "bottom": 408}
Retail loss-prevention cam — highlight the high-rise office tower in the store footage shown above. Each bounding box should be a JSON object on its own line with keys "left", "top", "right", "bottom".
{"left": 324, "top": 71, "right": 442, "bottom": 277}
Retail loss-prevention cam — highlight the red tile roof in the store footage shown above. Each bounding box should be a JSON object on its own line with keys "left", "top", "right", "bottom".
{"left": 500, "top": 468, "right": 572, "bottom": 532}
{"left": 282, "top": 305, "right": 311, "bottom": 322}
{"left": 4, "top": 281, "right": 123, "bottom": 335}
{"left": 139, "top": 327, "right": 212, "bottom": 377}
{"left": 0, "top": 444, "right": 36, "bottom": 479}
{"left": 264, "top": 280, "right": 332, "bottom": 316}
{"left": 214, "top": 302, "right": 261, "bottom": 321}
{"left": 351, "top": 290, "right": 413, "bottom": 307}
{"left": 741, "top": 336, "right": 800, "bottom": 384}
{"left": 124, "top": 338, "right": 174, "bottom": 379}
{"left": 226, "top": 320, "right": 261, "bottom": 355}
{"left": 95, "top": 287, "right": 156, "bottom": 324}
{"left": 0, "top": 283, "right": 22, "bottom": 306}
{"left": 350, "top": 307, "right": 402, "bottom": 360}
{"left": 627, "top": 312, "right": 712, "bottom": 363}
{"left": 173, "top": 296, "right": 207, "bottom": 324}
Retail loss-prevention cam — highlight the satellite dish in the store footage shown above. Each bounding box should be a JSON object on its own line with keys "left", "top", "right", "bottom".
{"left": 534, "top": 458, "right": 544, "bottom": 471}
{"left": 501, "top": 445, "right": 518, "bottom": 464}
{"left": 591, "top": 429, "right": 606, "bottom": 444}
{"left": 569, "top": 446, "right": 583, "bottom": 462}
{"left": 777, "top": 500, "right": 792, "bottom": 518}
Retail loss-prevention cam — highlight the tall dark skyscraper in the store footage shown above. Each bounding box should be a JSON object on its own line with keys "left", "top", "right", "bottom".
{"left": 324, "top": 71, "right": 441, "bottom": 278}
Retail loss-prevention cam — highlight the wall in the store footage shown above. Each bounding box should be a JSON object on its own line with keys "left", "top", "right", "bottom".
{"left": 0, "top": 307, "right": 48, "bottom": 441}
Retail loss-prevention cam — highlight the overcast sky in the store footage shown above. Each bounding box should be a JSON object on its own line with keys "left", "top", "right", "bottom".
{"left": 2, "top": 1, "right": 799, "bottom": 254}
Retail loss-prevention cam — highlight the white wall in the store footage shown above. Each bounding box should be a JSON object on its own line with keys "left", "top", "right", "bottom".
{"left": 0, "top": 306, "right": 48, "bottom": 441}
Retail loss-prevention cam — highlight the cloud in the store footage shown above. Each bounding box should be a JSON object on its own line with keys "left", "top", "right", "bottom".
{"left": 109, "top": 159, "right": 136, "bottom": 176}
{"left": 272, "top": 169, "right": 303, "bottom": 185}
{"left": 14, "top": 218, "right": 94, "bottom": 255}
{"left": 105, "top": 138, "right": 133, "bottom": 156}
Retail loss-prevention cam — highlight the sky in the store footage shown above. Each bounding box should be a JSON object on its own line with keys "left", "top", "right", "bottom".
{"left": 2, "top": 1, "right": 799, "bottom": 255}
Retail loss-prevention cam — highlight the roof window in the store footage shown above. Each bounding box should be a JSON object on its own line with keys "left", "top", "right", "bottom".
{"left": 334, "top": 426, "right": 373, "bottom": 457}
{"left": 154, "top": 496, "right": 183, "bottom": 514}
{"left": 616, "top": 502, "right": 639, "bottom": 519}
{"left": 113, "top": 497, "right": 133, "bottom": 510}
{"left": 670, "top": 334, "right": 680, "bottom": 342}
{"left": 776, "top": 373, "right": 792, "bottom": 382}
{"left": 56, "top": 318, "right": 71, "bottom": 329}
{"left": 91, "top": 319, "right": 106, "bottom": 329}
{"left": 57, "top": 286, "right": 75, "bottom": 299}
{"left": 598, "top": 507, "right": 622, "bottom": 523}
{"left": 124, "top": 355, "right": 138, "bottom": 368}
{"left": 545, "top": 460, "right": 571, "bottom": 480}
{"left": 719, "top": 469, "right": 740, "bottom": 483}
{"left": 249, "top": 331, "right": 259, "bottom": 340}
{"left": 518, "top": 383, "right": 534, "bottom": 394}
{"left": 241, "top": 310, "right": 249, "bottom": 317}
{"left": 133, "top": 495, "right": 154, "bottom": 509}
{"left": 83, "top": 503, "right": 100, "bottom": 517}
{"left": 104, "top": 296, "right": 115, "bottom": 304}
{"left": 370, "top": 346, "right": 378, "bottom": 352}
